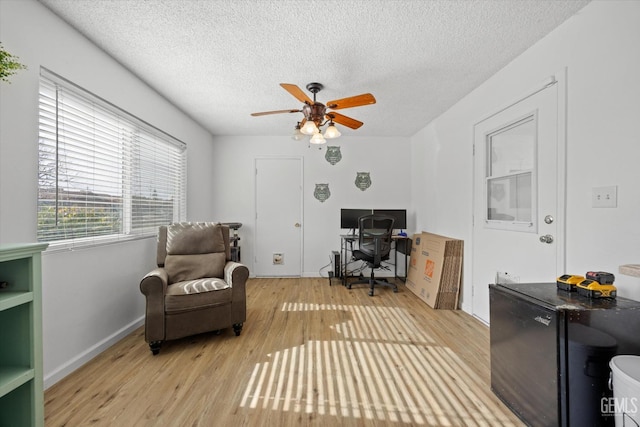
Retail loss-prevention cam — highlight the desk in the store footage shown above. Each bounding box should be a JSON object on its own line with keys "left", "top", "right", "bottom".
{"left": 340, "top": 234, "right": 410, "bottom": 285}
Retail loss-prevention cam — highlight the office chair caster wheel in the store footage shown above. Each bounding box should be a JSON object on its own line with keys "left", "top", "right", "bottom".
{"left": 368, "top": 290, "right": 374, "bottom": 297}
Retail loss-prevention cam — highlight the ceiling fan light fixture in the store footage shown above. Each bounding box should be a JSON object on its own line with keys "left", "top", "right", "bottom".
{"left": 301, "top": 120, "right": 318, "bottom": 135}
{"left": 251, "top": 82, "right": 375, "bottom": 139}
{"left": 310, "top": 131, "right": 326, "bottom": 145}
{"left": 324, "top": 123, "right": 341, "bottom": 139}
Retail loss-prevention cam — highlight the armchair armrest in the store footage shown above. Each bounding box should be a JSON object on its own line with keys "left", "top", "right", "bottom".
{"left": 140, "top": 268, "right": 169, "bottom": 343}
{"left": 140, "top": 267, "right": 168, "bottom": 296}
{"left": 224, "top": 261, "right": 249, "bottom": 288}
{"left": 224, "top": 262, "right": 249, "bottom": 324}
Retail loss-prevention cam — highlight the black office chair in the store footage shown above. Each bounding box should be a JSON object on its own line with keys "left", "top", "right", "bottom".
{"left": 348, "top": 214, "right": 397, "bottom": 296}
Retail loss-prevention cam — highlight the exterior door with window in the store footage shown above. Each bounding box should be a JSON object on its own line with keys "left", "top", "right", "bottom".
{"left": 472, "top": 80, "right": 565, "bottom": 323}
{"left": 255, "top": 157, "right": 303, "bottom": 276}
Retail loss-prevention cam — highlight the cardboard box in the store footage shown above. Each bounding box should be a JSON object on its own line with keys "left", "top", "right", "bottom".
{"left": 405, "top": 232, "right": 463, "bottom": 309}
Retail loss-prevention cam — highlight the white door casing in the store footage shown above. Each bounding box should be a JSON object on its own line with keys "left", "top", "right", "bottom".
{"left": 255, "top": 157, "right": 303, "bottom": 276}
{"left": 471, "top": 73, "right": 566, "bottom": 323}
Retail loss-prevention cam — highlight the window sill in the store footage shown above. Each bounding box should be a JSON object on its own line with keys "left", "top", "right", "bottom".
{"left": 42, "top": 234, "right": 155, "bottom": 254}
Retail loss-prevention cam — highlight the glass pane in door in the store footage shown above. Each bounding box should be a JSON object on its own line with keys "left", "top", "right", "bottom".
{"left": 489, "top": 117, "right": 535, "bottom": 176}
{"left": 485, "top": 114, "right": 537, "bottom": 230}
{"left": 487, "top": 172, "right": 532, "bottom": 221}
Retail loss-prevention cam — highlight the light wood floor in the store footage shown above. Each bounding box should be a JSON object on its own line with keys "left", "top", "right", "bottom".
{"left": 45, "top": 278, "right": 525, "bottom": 426}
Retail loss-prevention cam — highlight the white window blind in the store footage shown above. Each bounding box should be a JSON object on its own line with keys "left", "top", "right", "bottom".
{"left": 37, "top": 68, "right": 186, "bottom": 249}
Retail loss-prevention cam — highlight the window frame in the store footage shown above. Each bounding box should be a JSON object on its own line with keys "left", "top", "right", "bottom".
{"left": 483, "top": 111, "right": 538, "bottom": 233}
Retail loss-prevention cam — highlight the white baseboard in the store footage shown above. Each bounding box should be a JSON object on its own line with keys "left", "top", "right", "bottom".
{"left": 44, "top": 316, "right": 144, "bottom": 390}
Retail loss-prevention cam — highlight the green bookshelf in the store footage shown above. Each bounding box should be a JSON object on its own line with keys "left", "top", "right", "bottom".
{"left": 0, "top": 243, "right": 48, "bottom": 427}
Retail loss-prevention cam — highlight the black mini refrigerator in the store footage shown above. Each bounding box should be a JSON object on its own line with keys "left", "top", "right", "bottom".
{"left": 489, "top": 282, "right": 640, "bottom": 427}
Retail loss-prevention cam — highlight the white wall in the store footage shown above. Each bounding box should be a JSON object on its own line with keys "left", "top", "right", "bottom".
{"left": 209, "top": 135, "right": 412, "bottom": 277}
{"left": 410, "top": 0, "right": 640, "bottom": 314}
{"left": 0, "top": 0, "right": 215, "bottom": 387}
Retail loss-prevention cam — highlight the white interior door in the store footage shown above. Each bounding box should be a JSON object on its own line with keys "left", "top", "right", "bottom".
{"left": 472, "top": 78, "right": 565, "bottom": 323}
{"left": 255, "top": 157, "right": 303, "bottom": 276}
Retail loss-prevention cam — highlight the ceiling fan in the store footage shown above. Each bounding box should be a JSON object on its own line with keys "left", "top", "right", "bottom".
{"left": 251, "top": 82, "right": 376, "bottom": 144}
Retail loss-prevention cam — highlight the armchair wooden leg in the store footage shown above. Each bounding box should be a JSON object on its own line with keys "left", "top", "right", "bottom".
{"left": 149, "top": 341, "right": 162, "bottom": 355}
{"left": 233, "top": 323, "right": 243, "bottom": 336}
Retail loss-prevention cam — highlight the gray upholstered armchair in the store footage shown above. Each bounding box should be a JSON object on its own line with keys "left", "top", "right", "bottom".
{"left": 140, "top": 222, "right": 249, "bottom": 355}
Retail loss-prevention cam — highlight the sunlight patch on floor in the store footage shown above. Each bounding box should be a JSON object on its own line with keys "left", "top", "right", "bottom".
{"left": 239, "top": 304, "right": 518, "bottom": 425}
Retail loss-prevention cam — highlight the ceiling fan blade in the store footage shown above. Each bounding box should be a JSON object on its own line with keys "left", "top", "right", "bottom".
{"left": 326, "top": 93, "right": 376, "bottom": 110}
{"left": 327, "top": 112, "right": 363, "bottom": 129}
{"left": 280, "top": 83, "right": 313, "bottom": 104}
{"left": 251, "top": 109, "right": 301, "bottom": 117}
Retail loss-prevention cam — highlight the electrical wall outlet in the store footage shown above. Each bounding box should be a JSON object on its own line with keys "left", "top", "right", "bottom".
{"left": 592, "top": 186, "right": 617, "bottom": 208}
{"left": 273, "top": 253, "right": 284, "bottom": 265}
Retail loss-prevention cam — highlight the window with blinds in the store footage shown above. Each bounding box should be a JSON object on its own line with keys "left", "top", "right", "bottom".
{"left": 37, "top": 68, "right": 187, "bottom": 249}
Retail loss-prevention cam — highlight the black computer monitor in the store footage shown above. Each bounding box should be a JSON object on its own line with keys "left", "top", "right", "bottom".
{"left": 340, "top": 208, "right": 372, "bottom": 229}
{"left": 373, "top": 209, "right": 407, "bottom": 230}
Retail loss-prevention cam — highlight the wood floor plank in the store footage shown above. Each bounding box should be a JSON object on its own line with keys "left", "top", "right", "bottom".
{"left": 45, "top": 278, "right": 524, "bottom": 426}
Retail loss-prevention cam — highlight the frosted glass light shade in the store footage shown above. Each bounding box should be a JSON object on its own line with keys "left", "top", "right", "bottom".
{"left": 324, "top": 124, "right": 341, "bottom": 139}
{"left": 301, "top": 121, "right": 318, "bottom": 135}
{"left": 292, "top": 127, "right": 305, "bottom": 141}
{"left": 310, "top": 132, "right": 326, "bottom": 145}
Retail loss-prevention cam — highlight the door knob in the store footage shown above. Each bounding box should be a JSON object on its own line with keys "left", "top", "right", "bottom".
{"left": 544, "top": 215, "right": 554, "bottom": 224}
{"left": 539, "top": 234, "right": 554, "bottom": 244}
{"left": 295, "top": 223, "right": 301, "bottom": 228}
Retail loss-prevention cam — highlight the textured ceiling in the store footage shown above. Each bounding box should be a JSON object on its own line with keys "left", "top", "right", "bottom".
{"left": 38, "top": 0, "right": 590, "bottom": 138}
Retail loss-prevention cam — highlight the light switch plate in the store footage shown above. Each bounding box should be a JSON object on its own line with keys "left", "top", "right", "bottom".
{"left": 592, "top": 186, "right": 617, "bottom": 208}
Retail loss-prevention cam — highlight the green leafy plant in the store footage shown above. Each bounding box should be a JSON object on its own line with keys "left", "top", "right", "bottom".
{"left": 0, "top": 42, "right": 27, "bottom": 83}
